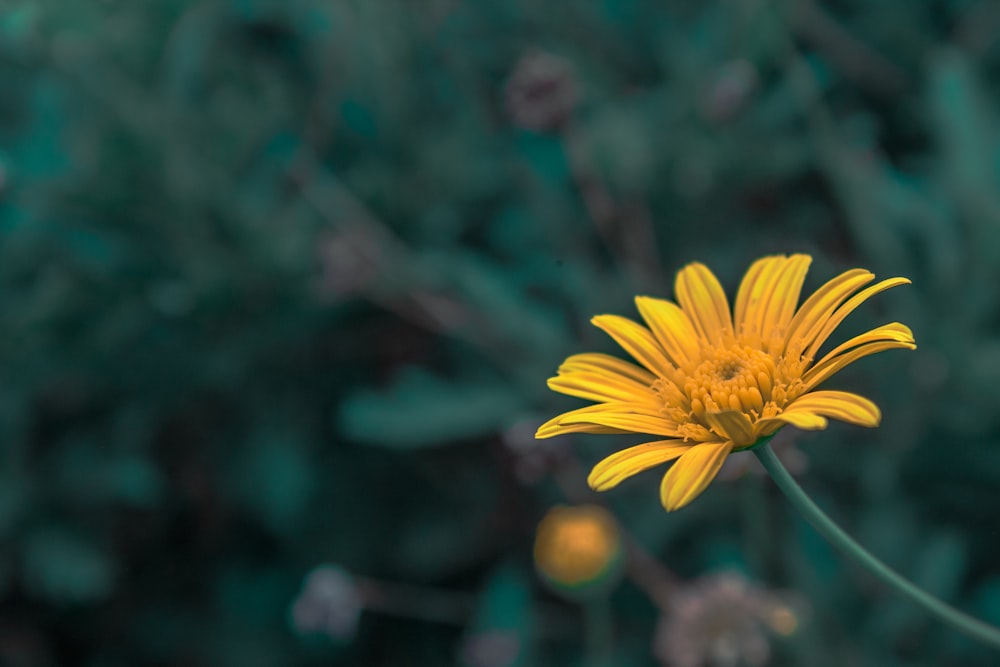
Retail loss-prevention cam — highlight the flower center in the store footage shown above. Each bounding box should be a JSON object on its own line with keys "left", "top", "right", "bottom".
{"left": 716, "top": 360, "right": 741, "bottom": 381}
{"left": 652, "top": 343, "right": 807, "bottom": 445}
{"left": 685, "top": 346, "right": 776, "bottom": 418}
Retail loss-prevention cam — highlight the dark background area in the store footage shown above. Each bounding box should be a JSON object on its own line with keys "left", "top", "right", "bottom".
{"left": 1, "top": 0, "right": 999, "bottom": 665}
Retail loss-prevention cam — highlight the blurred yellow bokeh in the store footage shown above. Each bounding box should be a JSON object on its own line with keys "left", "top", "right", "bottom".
{"left": 533, "top": 504, "right": 623, "bottom": 589}
{"left": 766, "top": 605, "right": 799, "bottom": 636}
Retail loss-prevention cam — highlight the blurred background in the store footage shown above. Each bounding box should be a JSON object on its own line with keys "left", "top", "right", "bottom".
{"left": 1, "top": 0, "right": 999, "bottom": 665}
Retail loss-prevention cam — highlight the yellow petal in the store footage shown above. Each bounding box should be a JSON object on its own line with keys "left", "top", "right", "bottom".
{"left": 535, "top": 404, "right": 637, "bottom": 439}
{"left": 634, "top": 296, "right": 701, "bottom": 369}
{"left": 803, "top": 339, "right": 916, "bottom": 391}
{"left": 547, "top": 372, "right": 660, "bottom": 406}
{"left": 804, "top": 277, "right": 912, "bottom": 360}
{"left": 674, "top": 262, "right": 733, "bottom": 345}
{"left": 756, "top": 409, "right": 829, "bottom": 431}
{"left": 759, "top": 255, "right": 813, "bottom": 343}
{"left": 784, "top": 269, "right": 875, "bottom": 355}
{"left": 535, "top": 422, "right": 626, "bottom": 438}
{"left": 558, "top": 352, "right": 657, "bottom": 385}
{"left": 660, "top": 441, "right": 733, "bottom": 511}
{"left": 587, "top": 440, "right": 690, "bottom": 491}
{"left": 558, "top": 410, "right": 681, "bottom": 438}
{"left": 810, "top": 322, "right": 915, "bottom": 371}
{"left": 591, "top": 315, "right": 676, "bottom": 378}
{"left": 783, "top": 390, "right": 881, "bottom": 427}
{"left": 703, "top": 409, "right": 755, "bottom": 447}
{"left": 733, "top": 255, "right": 785, "bottom": 335}
{"left": 734, "top": 255, "right": 811, "bottom": 343}
{"left": 734, "top": 256, "right": 778, "bottom": 334}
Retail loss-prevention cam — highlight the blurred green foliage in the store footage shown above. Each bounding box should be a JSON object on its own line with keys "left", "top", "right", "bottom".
{"left": 2, "top": 0, "right": 1000, "bottom": 665}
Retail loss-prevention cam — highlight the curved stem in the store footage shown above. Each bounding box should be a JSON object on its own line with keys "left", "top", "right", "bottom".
{"left": 754, "top": 443, "right": 1000, "bottom": 650}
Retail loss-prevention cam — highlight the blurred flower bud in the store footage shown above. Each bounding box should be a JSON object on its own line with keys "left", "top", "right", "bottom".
{"left": 505, "top": 51, "right": 579, "bottom": 132}
{"left": 764, "top": 603, "right": 800, "bottom": 637}
{"left": 533, "top": 504, "right": 625, "bottom": 599}
{"left": 654, "top": 572, "right": 806, "bottom": 667}
{"left": 458, "top": 629, "right": 522, "bottom": 667}
{"left": 701, "top": 59, "right": 759, "bottom": 122}
{"left": 290, "top": 564, "right": 363, "bottom": 642}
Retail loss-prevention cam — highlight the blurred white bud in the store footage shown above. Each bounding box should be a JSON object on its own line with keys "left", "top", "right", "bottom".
{"left": 654, "top": 572, "right": 806, "bottom": 667}
{"left": 316, "top": 228, "right": 381, "bottom": 301}
{"left": 290, "top": 564, "right": 363, "bottom": 642}
{"left": 458, "top": 629, "right": 522, "bottom": 667}
{"left": 701, "top": 59, "right": 759, "bottom": 122}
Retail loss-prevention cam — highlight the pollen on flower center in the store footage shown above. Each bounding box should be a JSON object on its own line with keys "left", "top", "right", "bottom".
{"left": 716, "top": 360, "right": 741, "bottom": 381}
{"left": 684, "top": 345, "right": 776, "bottom": 419}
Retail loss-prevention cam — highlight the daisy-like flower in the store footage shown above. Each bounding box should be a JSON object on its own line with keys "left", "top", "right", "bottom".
{"left": 536, "top": 254, "right": 915, "bottom": 511}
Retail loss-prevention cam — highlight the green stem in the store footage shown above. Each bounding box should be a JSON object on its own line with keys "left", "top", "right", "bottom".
{"left": 754, "top": 443, "right": 1000, "bottom": 650}
{"left": 583, "top": 596, "right": 613, "bottom": 667}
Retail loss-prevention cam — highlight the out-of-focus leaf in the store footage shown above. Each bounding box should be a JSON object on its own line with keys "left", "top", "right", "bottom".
{"left": 22, "top": 528, "right": 116, "bottom": 604}
{"left": 216, "top": 565, "right": 294, "bottom": 628}
{"left": 927, "top": 50, "right": 997, "bottom": 205}
{"left": 229, "top": 428, "right": 316, "bottom": 535}
{"left": 973, "top": 577, "right": 1000, "bottom": 626}
{"left": 105, "top": 456, "right": 166, "bottom": 508}
{"left": 927, "top": 49, "right": 1000, "bottom": 264}
{"left": 339, "top": 367, "right": 524, "bottom": 448}
{"left": 50, "top": 440, "right": 165, "bottom": 508}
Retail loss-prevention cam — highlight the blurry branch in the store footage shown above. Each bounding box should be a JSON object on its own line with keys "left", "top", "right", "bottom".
{"left": 291, "top": 162, "right": 476, "bottom": 336}
{"left": 790, "top": 0, "right": 909, "bottom": 96}
{"left": 289, "top": 159, "right": 559, "bottom": 385}
{"left": 616, "top": 196, "right": 663, "bottom": 290}
{"left": 504, "top": 50, "right": 662, "bottom": 289}
{"left": 561, "top": 123, "right": 617, "bottom": 248}
{"left": 354, "top": 576, "right": 477, "bottom": 624}
{"left": 354, "top": 574, "right": 574, "bottom": 637}
{"left": 620, "top": 530, "right": 678, "bottom": 611}
{"left": 764, "top": 5, "right": 838, "bottom": 141}
{"left": 562, "top": 122, "right": 663, "bottom": 291}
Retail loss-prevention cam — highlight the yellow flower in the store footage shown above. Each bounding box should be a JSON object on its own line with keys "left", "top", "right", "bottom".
{"left": 536, "top": 254, "right": 915, "bottom": 511}
{"left": 533, "top": 504, "right": 624, "bottom": 592}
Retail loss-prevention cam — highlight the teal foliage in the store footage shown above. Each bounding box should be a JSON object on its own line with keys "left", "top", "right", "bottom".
{"left": 340, "top": 367, "right": 526, "bottom": 448}
{"left": 0, "top": 0, "right": 999, "bottom": 665}
{"left": 461, "top": 566, "right": 536, "bottom": 667}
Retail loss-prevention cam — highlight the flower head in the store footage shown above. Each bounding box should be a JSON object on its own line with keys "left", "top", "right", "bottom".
{"left": 533, "top": 504, "right": 625, "bottom": 596}
{"left": 536, "top": 254, "right": 914, "bottom": 511}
